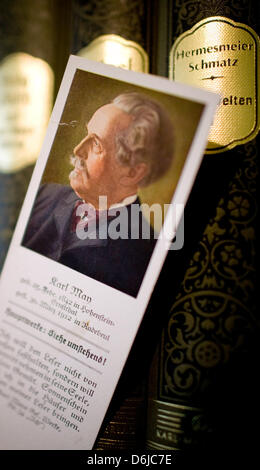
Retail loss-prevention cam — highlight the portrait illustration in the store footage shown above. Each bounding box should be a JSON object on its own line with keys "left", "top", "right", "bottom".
{"left": 22, "top": 67, "right": 204, "bottom": 297}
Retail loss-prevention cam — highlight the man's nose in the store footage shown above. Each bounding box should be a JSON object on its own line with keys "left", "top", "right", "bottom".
{"left": 73, "top": 136, "right": 89, "bottom": 158}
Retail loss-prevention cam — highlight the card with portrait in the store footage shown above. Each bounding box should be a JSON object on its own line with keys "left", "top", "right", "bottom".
{"left": 0, "top": 56, "right": 219, "bottom": 449}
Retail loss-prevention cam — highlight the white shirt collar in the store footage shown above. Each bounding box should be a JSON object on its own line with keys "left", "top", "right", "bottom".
{"left": 82, "top": 194, "right": 138, "bottom": 211}
{"left": 109, "top": 194, "right": 138, "bottom": 210}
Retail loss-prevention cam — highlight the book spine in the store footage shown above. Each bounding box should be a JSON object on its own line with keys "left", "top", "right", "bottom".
{"left": 0, "top": 0, "right": 72, "bottom": 269}
{"left": 146, "top": 0, "right": 259, "bottom": 452}
{"left": 71, "top": 0, "right": 155, "bottom": 73}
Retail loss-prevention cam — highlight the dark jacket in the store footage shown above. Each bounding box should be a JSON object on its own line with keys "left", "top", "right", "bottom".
{"left": 22, "top": 184, "right": 156, "bottom": 297}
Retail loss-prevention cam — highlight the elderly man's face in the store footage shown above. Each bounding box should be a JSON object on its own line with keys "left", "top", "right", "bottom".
{"left": 70, "top": 103, "right": 132, "bottom": 207}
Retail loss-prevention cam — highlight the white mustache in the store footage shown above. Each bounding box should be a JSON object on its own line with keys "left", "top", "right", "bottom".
{"left": 70, "top": 155, "right": 86, "bottom": 170}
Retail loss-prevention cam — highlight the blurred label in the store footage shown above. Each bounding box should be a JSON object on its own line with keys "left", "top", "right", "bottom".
{"left": 0, "top": 53, "right": 54, "bottom": 172}
{"left": 78, "top": 34, "right": 149, "bottom": 72}
{"left": 170, "top": 17, "right": 260, "bottom": 153}
{"left": 146, "top": 399, "right": 207, "bottom": 450}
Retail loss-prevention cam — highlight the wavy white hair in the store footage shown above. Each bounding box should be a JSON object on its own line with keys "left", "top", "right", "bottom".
{"left": 112, "top": 92, "right": 174, "bottom": 187}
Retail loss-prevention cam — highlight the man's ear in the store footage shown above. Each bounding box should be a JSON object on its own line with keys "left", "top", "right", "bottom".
{"left": 120, "top": 162, "right": 149, "bottom": 187}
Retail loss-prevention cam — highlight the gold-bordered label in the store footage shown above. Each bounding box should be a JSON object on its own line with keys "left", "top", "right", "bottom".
{"left": 0, "top": 52, "right": 54, "bottom": 173}
{"left": 170, "top": 17, "right": 260, "bottom": 153}
{"left": 78, "top": 34, "right": 149, "bottom": 73}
